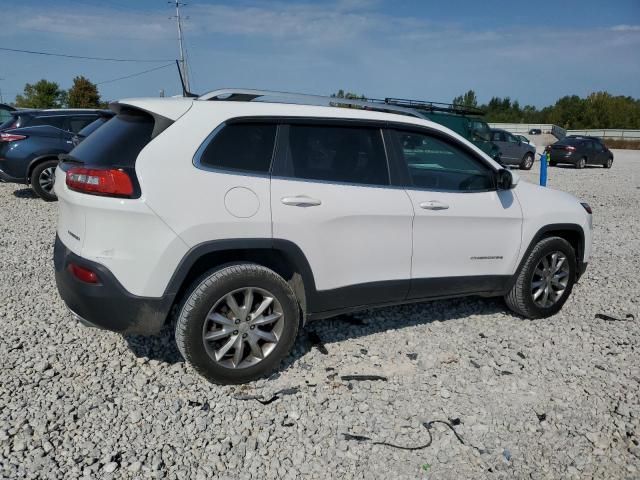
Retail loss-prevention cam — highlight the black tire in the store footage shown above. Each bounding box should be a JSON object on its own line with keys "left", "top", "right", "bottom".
{"left": 505, "top": 237, "right": 577, "bottom": 319}
{"left": 175, "top": 263, "right": 300, "bottom": 384}
{"left": 575, "top": 157, "right": 586, "bottom": 169}
{"left": 520, "top": 153, "right": 534, "bottom": 170}
{"left": 549, "top": 160, "right": 557, "bottom": 167}
{"left": 30, "top": 159, "right": 58, "bottom": 201}
{"left": 603, "top": 157, "right": 613, "bottom": 169}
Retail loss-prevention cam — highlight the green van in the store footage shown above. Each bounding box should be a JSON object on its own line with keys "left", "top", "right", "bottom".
{"left": 382, "top": 98, "right": 501, "bottom": 162}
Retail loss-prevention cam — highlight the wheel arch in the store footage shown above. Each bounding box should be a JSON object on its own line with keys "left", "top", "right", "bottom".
{"left": 27, "top": 154, "right": 61, "bottom": 180}
{"left": 508, "top": 223, "right": 585, "bottom": 290}
{"left": 165, "top": 239, "right": 317, "bottom": 324}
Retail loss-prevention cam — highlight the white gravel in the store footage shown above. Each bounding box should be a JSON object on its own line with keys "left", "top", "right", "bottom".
{"left": 1, "top": 150, "right": 639, "bottom": 479}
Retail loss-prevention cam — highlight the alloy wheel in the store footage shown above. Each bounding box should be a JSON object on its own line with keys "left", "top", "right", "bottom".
{"left": 39, "top": 167, "right": 56, "bottom": 193}
{"left": 606, "top": 158, "right": 613, "bottom": 168}
{"left": 525, "top": 155, "right": 533, "bottom": 168}
{"left": 531, "top": 252, "right": 570, "bottom": 308}
{"left": 202, "top": 287, "right": 284, "bottom": 369}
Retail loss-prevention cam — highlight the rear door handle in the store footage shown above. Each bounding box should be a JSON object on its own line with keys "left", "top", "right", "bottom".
{"left": 419, "top": 200, "right": 449, "bottom": 210}
{"left": 281, "top": 195, "right": 322, "bottom": 207}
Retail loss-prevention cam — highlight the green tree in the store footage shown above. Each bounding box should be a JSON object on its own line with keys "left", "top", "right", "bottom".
{"left": 15, "top": 79, "right": 67, "bottom": 108}
{"left": 67, "top": 76, "right": 102, "bottom": 108}
{"left": 452, "top": 90, "right": 478, "bottom": 109}
{"left": 331, "top": 89, "right": 366, "bottom": 100}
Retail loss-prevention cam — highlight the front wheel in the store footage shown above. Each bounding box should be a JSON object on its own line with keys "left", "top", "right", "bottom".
{"left": 175, "top": 263, "right": 300, "bottom": 384}
{"left": 505, "top": 237, "right": 577, "bottom": 319}
{"left": 603, "top": 157, "right": 613, "bottom": 169}
{"left": 575, "top": 157, "right": 586, "bottom": 169}
{"left": 520, "top": 153, "right": 534, "bottom": 170}
{"left": 30, "top": 160, "right": 59, "bottom": 201}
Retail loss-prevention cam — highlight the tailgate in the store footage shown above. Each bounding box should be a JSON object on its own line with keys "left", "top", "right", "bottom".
{"left": 55, "top": 166, "right": 86, "bottom": 254}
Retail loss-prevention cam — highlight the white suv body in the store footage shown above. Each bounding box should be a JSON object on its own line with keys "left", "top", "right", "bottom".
{"left": 54, "top": 92, "right": 592, "bottom": 383}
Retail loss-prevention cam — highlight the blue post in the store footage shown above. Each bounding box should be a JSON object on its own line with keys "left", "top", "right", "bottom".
{"left": 539, "top": 152, "right": 548, "bottom": 186}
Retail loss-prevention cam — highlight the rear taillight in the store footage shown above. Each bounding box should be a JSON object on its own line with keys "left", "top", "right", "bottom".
{"left": 581, "top": 202, "right": 592, "bottom": 214}
{"left": 0, "top": 133, "right": 27, "bottom": 142}
{"left": 68, "top": 263, "right": 99, "bottom": 284}
{"left": 66, "top": 167, "right": 134, "bottom": 197}
{"left": 565, "top": 146, "right": 576, "bottom": 151}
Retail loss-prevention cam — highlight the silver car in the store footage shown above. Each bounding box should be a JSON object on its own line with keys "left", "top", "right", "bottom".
{"left": 490, "top": 128, "right": 536, "bottom": 170}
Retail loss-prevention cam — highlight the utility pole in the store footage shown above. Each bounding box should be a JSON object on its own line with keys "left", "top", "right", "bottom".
{"left": 169, "top": 1, "right": 190, "bottom": 92}
{"left": 0, "top": 78, "right": 4, "bottom": 103}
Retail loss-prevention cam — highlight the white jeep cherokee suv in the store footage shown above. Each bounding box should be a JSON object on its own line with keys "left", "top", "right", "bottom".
{"left": 53, "top": 90, "right": 592, "bottom": 384}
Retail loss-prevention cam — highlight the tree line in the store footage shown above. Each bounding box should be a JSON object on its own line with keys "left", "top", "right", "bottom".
{"left": 9, "top": 80, "right": 640, "bottom": 130}
{"left": 452, "top": 90, "right": 640, "bottom": 130}
{"left": 10, "top": 77, "right": 106, "bottom": 109}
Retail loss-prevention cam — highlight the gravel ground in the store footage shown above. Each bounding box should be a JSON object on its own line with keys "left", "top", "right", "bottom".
{"left": 1, "top": 150, "right": 639, "bottom": 479}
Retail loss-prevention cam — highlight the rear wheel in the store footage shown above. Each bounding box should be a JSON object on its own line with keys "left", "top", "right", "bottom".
{"left": 520, "top": 153, "right": 534, "bottom": 170}
{"left": 603, "top": 157, "right": 613, "bottom": 169}
{"left": 575, "top": 157, "right": 586, "bottom": 169}
{"left": 549, "top": 160, "right": 557, "bottom": 167}
{"left": 30, "top": 159, "right": 59, "bottom": 201}
{"left": 505, "top": 237, "right": 577, "bottom": 319}
{"left": 175, "top": 263, "right": 300, "bottom": 384}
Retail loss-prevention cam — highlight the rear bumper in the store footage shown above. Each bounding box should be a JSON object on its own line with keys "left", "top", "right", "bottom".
{"left": 54, "top": 235, "right": 174, "bottom": 335}
{"left": 0, "top": 167, "right": 25, "bottom": 184}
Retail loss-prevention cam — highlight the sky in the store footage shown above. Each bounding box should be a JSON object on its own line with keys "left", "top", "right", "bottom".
{"left": 0, "top": 0, "right": 639, "bottom": 107}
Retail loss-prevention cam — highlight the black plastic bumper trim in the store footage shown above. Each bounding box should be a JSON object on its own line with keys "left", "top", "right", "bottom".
{"left": 54, "top": 235, "right": 174, "bottom": 335}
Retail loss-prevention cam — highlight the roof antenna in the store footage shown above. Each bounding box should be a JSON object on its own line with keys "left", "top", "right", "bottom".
{"left": 176, "top": 59, "right": 197, "bottom": 97}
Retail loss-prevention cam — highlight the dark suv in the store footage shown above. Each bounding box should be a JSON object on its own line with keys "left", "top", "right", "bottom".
{"left": 547, "top": 136, "right": 613, "bottom": 169}
{"left": 0, "top": 109, "right": 112, "bottom": 200}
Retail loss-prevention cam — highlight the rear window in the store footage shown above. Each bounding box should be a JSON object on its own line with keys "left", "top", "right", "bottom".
{"left": 0, "top": 114, "right": 27, "bottom": 130}
{"left": 557, "top": 138, "right": 583, "bottom": 146}
{"left": 197, "top": 123, "right": 277, "bottom": 174}
{"left": 70, "top": 110, "right": 154, "bottom": 167}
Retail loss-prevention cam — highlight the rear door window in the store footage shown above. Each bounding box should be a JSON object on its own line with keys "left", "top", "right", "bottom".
{"left": 197, "top": 123, "right": 277, "bottom": 174}
{"left": 282, "top": 124, "right": 389, "bottom": 186}
{"left": 32, "top": 116, "right": 68, "bottom": 130}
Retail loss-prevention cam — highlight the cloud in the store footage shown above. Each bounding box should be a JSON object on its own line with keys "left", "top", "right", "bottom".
{"left": 611, "top": 24, "right": 640, "bottom": 32}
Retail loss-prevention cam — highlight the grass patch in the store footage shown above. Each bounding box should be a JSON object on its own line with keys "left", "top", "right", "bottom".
{"left": 604, "top": 139, "right": 640, "bottom": 150}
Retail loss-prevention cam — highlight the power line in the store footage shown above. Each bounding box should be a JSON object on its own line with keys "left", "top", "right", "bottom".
{"left": 0, "top": 47, "right": 173, "bottom": 63}
{"left": 97, "top": 63, "right": 175, "bottom": 85}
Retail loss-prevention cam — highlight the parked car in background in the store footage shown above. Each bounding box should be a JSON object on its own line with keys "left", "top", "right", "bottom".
{"left": 516, "top": 134, "right": 535, "bottom": 147}
{"left": 529, "top": 128, "right": 542, "bottom": 135}
{"left": 0, "top": 103, "right": 16, "bottom": 126}
{"left": 54, "top": 89, "right": 592, "bottom": 384}
{"left": 0, "top": 108, "right": 110, "bottom": 200}
{"left": 546, "top": 136, "right": 613, "bottom": 169}
{"left": 490, "top": 128, "right": 536, "bottom": 169}
{"left": 71, "top": 112, "right": 114, "bottom": 147}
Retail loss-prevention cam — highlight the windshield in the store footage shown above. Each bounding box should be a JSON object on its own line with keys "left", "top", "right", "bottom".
{"left": 469, "top": 120, "right": 491, "bottom": 142}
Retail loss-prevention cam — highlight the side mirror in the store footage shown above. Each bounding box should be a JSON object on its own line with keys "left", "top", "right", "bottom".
{"left": 496, "top": 169, "right": 516, "bottom": 190}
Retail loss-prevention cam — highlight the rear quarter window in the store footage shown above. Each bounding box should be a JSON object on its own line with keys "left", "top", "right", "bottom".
{"left": 196, "top": 123, "right": 277, "bottom": 174}
{"left": 70, "top": 110, "right": 155, "bottom": 168}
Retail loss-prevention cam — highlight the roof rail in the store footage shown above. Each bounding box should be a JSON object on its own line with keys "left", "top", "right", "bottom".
{"left": 381, "top": 97, "right": 486, "bottom": 117}
{"left": 197, "top": 88, "right": 423, "bottom": 119}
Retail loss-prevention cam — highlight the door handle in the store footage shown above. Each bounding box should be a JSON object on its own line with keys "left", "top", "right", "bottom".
{"left": 281, "top": 195, "right": 322, "bottom": 207}
{"left": 419, "top": 200, "right": 449, "bottom": 210}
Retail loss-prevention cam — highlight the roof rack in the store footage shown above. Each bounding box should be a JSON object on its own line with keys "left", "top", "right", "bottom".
{"left": 380, "top": 97, "right": 486, "bottom": 117}
{"left": 198, "top": 88, "right": 423, "bottom": 119}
